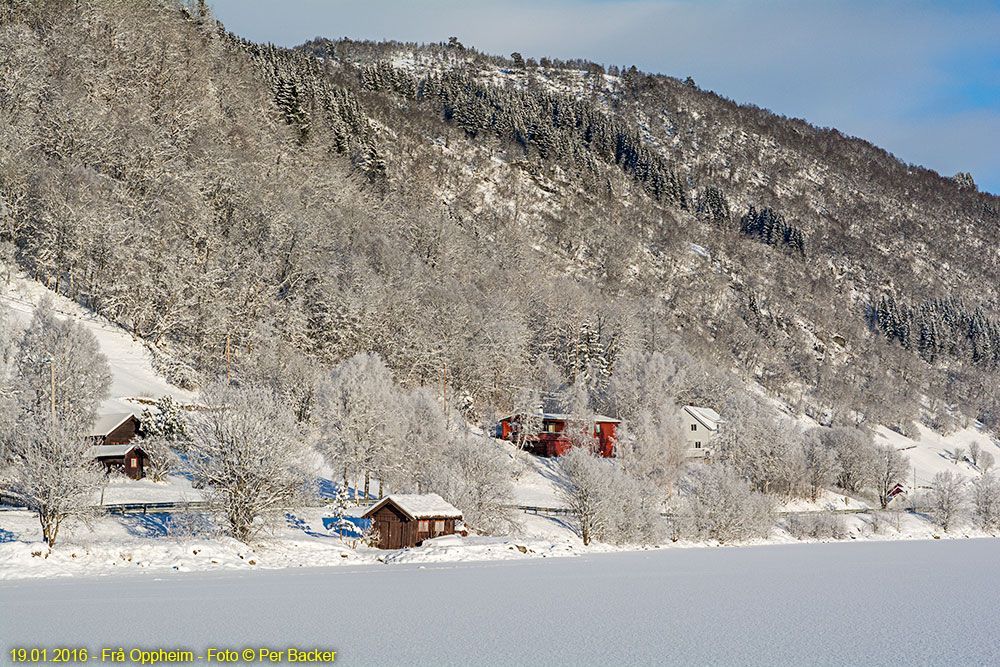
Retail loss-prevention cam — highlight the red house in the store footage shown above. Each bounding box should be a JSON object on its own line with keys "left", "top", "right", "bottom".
{"left": 496, "top": 411, "right": 620, "bottom": 458}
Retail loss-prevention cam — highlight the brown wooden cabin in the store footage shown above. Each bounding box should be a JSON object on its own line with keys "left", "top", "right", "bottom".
{"left": 363, "top": 494, "right": 463, "bottom": 550}
{"left": 89, "top": 413, "right": 147, "bottom": 479}
{"left": 92, "top": 413, "right": 142, "bottom": 446}
{"left": 497, "top": 411, "right": 620, "bottom": 458}
{"left": 87, "top": 443, "right": 147, "bottom": 479}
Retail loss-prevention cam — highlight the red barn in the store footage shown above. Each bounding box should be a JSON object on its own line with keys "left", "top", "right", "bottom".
{"left": 496, "top": 411, "right": 620, "bottom": 458}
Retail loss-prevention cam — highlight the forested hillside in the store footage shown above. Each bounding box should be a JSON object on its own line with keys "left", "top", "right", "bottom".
{"left": 2, "top": 0, "right": 1000, "bottom": 435}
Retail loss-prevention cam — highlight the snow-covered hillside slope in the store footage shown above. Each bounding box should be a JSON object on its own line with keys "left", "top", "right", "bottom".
{"left": 1, "top": 273, "right": 195, "bottom": 414}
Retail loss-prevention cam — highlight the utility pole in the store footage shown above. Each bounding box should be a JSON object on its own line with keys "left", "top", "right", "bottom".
{"left": 443, "top": 362, "right": 448, "bottom": 428}
{"left": 49, "top": 358, "right": 55, "bottom": 425}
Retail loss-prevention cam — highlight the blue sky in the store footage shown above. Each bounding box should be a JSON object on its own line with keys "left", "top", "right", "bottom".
{"left": 208, "top": 0, "right": 1000, "bottom": 195}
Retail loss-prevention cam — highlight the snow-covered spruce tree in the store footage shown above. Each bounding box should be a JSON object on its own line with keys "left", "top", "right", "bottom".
{"left": 678, "top": 465, "right": 776, "bottom": 543}
{"left": 315, "top": 353, "right": 398, "bottom": 500}
{"left": 137, "top": 395, "right": 189, "bottom": 482}
{"left": 971, "top": 473, "right": 1000, "bottom": 531}
{"left": 186, "top": 382, "right": 311, "bottom": 543}
{"left": 3, "top": 300, "right": 111, "bottom": 546}
{"left": 926, "top": 471, "right": 966, "bottom": 532}
{"left": 558, "top": 447, "right": 663, "bottom": 546}
{"left": 872, "top": 444, "right": 909, "bottom": 509}
{"left": 428, "top": 435, "right": 519, "bottom": 536}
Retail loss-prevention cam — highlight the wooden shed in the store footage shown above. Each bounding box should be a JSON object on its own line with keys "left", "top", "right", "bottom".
{"left": 363, "top": 494, "right": 463, "bottom": 550}
{"left": 86, "top": 443, "right": 148, "bottom": 479}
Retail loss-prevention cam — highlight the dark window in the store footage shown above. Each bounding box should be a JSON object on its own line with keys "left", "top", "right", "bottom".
{"left": 691, "top": 424, "right": 697, "bottom": 431}
{"left": 695, "top": 442, "right": 702, "bottom": 448}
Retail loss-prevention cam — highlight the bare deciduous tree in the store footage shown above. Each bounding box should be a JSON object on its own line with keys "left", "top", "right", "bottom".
{"left": 972, "top": 473, "right": 1000, "bottom": 531}
{"left": 872, "top": 444, "right": 909, "bottom": 509}
{"left": 927, "top": 471, "right": 966, "bottom": 532}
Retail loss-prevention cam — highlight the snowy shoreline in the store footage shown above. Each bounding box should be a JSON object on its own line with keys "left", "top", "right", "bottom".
{"left": 2, "top": 502, "right": 998, "bottom": 582}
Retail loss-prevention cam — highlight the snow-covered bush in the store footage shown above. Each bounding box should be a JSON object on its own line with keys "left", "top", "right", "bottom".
{"left": 558, "top": 447, "right": 664, "bottom": 546}
{"left": 678, "top": 465, "right": 775, "bottom": 543}
{"left": 138, "top": 395, "right": 189, "bottom": 481}
{"left": 186, "top": 382, "right": 312, "bottom": 543}
{"left": 926, "top": 471, "right": 966, "bottom": 532}
{"left": 786, "top": 512, "right": 848, "bottom": 540}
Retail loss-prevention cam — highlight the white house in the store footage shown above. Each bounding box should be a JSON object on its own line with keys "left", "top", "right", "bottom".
{"left": 681, "top": 405, "right": 723, "bottom": 459}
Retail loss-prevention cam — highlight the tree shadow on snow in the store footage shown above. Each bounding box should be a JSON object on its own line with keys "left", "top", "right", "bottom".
{"left": 284, "top": 512, "right": 333, "bottom": 539}
{"left": 120, "top": 512, "right": 174, "bottom": 538}
{"left": 0, "top": 528, "right": 19, "bottom": 543}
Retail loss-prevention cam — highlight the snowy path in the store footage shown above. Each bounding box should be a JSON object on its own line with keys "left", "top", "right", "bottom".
{"left": 2, "top": 539, "right": 999, "bottom": 666}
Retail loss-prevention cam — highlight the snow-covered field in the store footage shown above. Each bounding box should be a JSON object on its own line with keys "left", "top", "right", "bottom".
{"left": 3, "top": 539, "right": 999, "bottom": 666}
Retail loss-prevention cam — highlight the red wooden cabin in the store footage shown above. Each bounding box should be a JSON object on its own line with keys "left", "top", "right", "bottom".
{"left": 363, "top": 494, "right": 463, "bottom": 550}
{"left": 496, "top": 411, "right": 620, "bottom": 458}
{"left": 89, "top": 413, "right": 148, "bottom": 479}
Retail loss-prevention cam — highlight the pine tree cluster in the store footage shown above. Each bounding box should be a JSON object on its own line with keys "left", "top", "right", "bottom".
{"left": 738, "top": 206, "right": 805, "bottom": 255}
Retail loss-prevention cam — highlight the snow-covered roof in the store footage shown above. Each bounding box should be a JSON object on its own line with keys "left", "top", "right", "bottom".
{"left": 86, "top": 444, "right": 138, "bottom": 459}
{"left": 364, "top": 493, "right": 463, "bottom": 520}
{"left": 684, "top": 405, "right": 723, "bottom": 430}
{"left": 498, "top": 412, "right": 620, "bottom": 424}
{"left": 91, "top": 412, "right": 138, "bottom": 437}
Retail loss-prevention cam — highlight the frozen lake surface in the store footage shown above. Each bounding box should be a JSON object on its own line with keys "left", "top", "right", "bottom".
{"left": 2, "top": 539, "right": 998, "bottom": 666}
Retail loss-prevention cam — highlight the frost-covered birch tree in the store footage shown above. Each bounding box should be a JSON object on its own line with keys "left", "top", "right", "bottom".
{"left": 3, "top": 300, "right": 111, "bottom": 546}
{"left": 972, "top": 473, "right": 1000, "bottom": 531}
{"left": 186, "top": 382, "right": 311, "bottom": 543}
{"left": 802, "top": 430, "right": 840, "bottom": 502}
{"left": 429, "top": 435, "right": 518, "bottom": 535}
{"left": 315, "top": 353, "right": 398, "bottom": 500}
{"left": 559, "top": 447, "right": 663, "bottom": 546}
{"left": 927, "top": 471, "right": 966, "bottom": 532}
